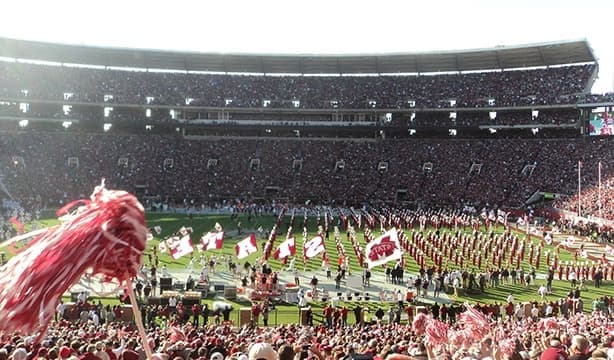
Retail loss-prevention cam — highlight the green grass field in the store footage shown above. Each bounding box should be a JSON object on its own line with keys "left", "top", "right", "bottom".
{"left": 6, "top": 212, "right": 614, "bottom": 325}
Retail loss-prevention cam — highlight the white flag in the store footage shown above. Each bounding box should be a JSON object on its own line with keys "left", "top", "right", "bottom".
{"left": 303, "top": 234, "right": 325, "bottom": 259}
{"left": 167, "top": 235, "right": 193, "bottom": 260}
{"left": 201, "top": 231, "right": 224, "bottom": 250}
{"left": 274, "top": 236, "right": 296, "bottom": 260}
{"left": 235, "top": 233, "right": 258, "bottom": 259}
{"left": 365, "top": 228, "right": 402, "bottom": 269}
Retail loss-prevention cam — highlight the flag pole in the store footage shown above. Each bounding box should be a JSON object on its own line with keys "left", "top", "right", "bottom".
{"left": 598, "top": 161, "right": 602, "bottom": 219}
{"left": 577, "top": 161, "right": 582, "bottom": 217}
{"left": 126, "top": 279, "right": 154, "bottom": 360}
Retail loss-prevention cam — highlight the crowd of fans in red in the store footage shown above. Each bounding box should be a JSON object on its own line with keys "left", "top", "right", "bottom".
{"left": 0, "top": 303, "right": 613, "bottom": 360}
{"left": 0, "top": 133, "right": 611, "bottom": 220}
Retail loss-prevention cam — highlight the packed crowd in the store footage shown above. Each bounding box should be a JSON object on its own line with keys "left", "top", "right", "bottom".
{"left": 0, "top": 133, "right": 612, "bottom": 220}
{"left": 554, "top": 174, "right": 614, "bottom": 223}
{"left": 0, "top": 62, "right": 594, "bottom": 109}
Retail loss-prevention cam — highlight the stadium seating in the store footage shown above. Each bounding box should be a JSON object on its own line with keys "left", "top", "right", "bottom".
{"left": 0, "top": 133, "right": 611, "bottom": 220}
{"left": 0, "top": 62, "right": 594, "bottom": 109}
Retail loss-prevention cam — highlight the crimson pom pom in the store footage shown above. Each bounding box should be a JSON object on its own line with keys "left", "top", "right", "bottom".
{"left": 413, "top": 312, "right": 429, "bottom": 335}
{"left": 498, "top": 338, "right": 516, "bottom": 359}
{"left": 169, "top": 326, "right": 187, "bottom": 343}
{"left": 537, "top": 317, "right": 559, "bottom": 332}
{"left": 458, "top": 304, "right": 490, "bottom": 341}
{"left": 0, "top": 183, "right": 147, "bottom": 335}
{"left": 425, "top": 319, "right": 449, "bottom": 347}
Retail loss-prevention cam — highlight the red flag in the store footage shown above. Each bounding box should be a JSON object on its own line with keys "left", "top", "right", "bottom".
{"left": 9, "top": 217, "right": 24, "bottom": 235}
{"left": 235, "top": 233, "right": 258, "bottom": 259}
{"left": 273, "top": 236, "right": 295, "bottom": 260}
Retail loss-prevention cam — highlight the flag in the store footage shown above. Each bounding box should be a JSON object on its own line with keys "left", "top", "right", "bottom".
{"left": 166, "top": 235, "right": 193, "bottom": 260}
{"left": 303, "top": 234, "right": 325, "bottom": 259}
{"left": 273, "top": 236, "right": 296, "bottom": 260}
{"left": 9, "top": 217, "right": 24, "bottom": 235}
{"left": 365, "top": 228, "right": 402, "bottom": 269}
{"left": 235, "top": 233, "right": 258, "bottom": 259}
{"left": 201, "top": 231, "right": 224, "bottom": 250}
{"left": 179, "top": 226, "right": 193, "bottom": 236}
{"left": 496, "top": 209, "right": 509, "bottom": 226}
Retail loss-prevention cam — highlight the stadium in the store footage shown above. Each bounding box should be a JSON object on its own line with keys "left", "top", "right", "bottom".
{"left": 0, "top": 11, "right": 613, "bottom": 360}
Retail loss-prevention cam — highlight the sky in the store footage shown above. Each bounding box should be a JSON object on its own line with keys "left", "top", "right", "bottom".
{"left": 1, "top": 0, "right": 613, "bottom": 93}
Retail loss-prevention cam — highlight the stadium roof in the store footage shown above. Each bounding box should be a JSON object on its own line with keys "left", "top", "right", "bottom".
{"left": 0, "top": 37, "right": 596, "bottom": 74}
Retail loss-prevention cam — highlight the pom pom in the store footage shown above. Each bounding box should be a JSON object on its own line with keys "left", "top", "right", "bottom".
{"left": 498, "top": 338, "right": 516, "bottom": 359}
{"left": 425, "top": 319, "right": 449, "bottom": 347}
{"left": 0, "top": 184, "right": 147, "bottom": 335}
{"left": 169, "top": 326, "right": 186, "bottom": 343}
{"left": 458, "top": 304, "right": 490, "bottom": 342}
{"left": 413, "top": 312, "right": 429, "bottom": 335}
{"left": 537, "top": 317, "right": 559, "bottom": 332}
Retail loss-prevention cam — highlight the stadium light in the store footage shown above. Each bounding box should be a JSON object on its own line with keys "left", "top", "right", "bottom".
{"left": 489, "top": 128, "right": 497, "bottom": 134}
{"left": 531, "top": 128, "right": 539, "bottom": 135}
{"left": 449, "top": 112, "right": 457, "bottom": 119}
{"left": 410, "top": 112, "right": 416, "bottom": 121}
{"left": 449, "top": 129, "right": 457, "bottom": 136}
{"left": 532, "top": 110, "right": 539, "bottom": 118}
{"left": 146, "top": 109, "right": 151, "bottom": 117}
{"left": 145, "top": 125, "right": 153, "bottom": 131}
{"left": 103, "top": 123, "right": 112, "bottom": 132}
{"left": 62, "top": 121, "right": 72, "bottom": 129}
{"left": 18, "top": 119, "right": 28, "bottom": 128}
{"left": 489, "top": 111, "right": 497, "bottom": 120}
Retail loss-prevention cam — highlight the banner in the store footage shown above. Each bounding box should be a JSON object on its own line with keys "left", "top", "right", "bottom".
{"left": 303, "top": 234, "right": 325, "bottom": 259}
{"left": 235, "top": 233, "right": 258, "bottom": 259}
{"left": 201, "top": 231, "right": 224, "bottom": 250}
{"left": 365, "top": 228, "right": 402, "bottom": 269}
{"left": 274, "top": 236, "right": 296, "bottom": 260}
{"left": 167, "top": 235, "right": 193, "bottom": 260}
